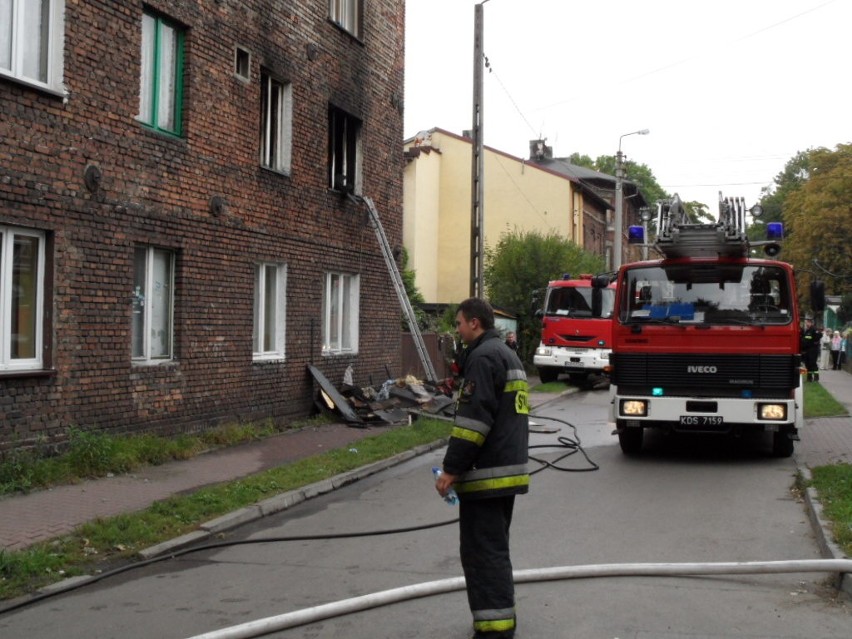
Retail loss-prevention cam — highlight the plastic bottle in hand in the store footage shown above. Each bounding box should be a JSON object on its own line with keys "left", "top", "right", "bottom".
{"left": 432, "top": 467, "right": 459, "bottom": 505}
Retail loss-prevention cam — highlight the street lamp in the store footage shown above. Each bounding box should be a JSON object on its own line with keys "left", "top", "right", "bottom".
{"left": 640, "top": 206, "right": 653, "bottom": 260}
{"left": 613, "top": 128, "right": 649, "bottom": 270}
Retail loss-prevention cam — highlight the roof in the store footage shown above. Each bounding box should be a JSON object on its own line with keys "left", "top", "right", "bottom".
{"left": 531, "top": 157, "right": 648, "bottom": 209}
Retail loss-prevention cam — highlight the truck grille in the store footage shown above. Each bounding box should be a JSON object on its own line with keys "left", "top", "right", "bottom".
{"left": 612, "top": 354, "right": 798, "bottom": 398}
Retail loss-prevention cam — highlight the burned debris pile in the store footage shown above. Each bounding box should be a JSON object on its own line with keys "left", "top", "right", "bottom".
{"left": 308, "top": 364, "right": 455, "bottom": 427}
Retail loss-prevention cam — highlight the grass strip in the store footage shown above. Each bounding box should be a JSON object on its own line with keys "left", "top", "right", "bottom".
{"left": 0, "top": 418, "right": 451, "bottom": 601}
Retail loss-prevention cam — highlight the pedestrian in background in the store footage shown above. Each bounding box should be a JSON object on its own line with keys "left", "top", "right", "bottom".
{"left": 504, "top": 331, "right": 519, "bottom": 352}
{"left": 801, "top": 317, "right": 822, "bottom": 382}
{"left": 831, "top": 330, "right": 843, "bottom": 370}
{"left": 820, "top": 329, "right": 832, "bottom": 370}
{"left": 435, "top": 297, "right": 529, "bottom": 639}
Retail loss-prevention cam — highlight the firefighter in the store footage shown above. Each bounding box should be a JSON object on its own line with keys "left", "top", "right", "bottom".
{"left": 801, "top": 316, "right": 822, "bottom": 382}
{"left": 435, "top": 297, "right": 529, "bottom": 639}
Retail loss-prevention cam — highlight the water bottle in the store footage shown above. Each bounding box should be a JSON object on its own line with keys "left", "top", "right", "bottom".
{"left": 432, "top": 466, "right": 459, "bottom": 505}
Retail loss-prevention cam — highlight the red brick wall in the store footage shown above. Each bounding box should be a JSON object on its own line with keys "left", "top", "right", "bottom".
{"left": 0, "top": 0, "right": 406, "bottom": 449}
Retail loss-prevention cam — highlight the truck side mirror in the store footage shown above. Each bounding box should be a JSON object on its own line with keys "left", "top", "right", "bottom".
{"left": 810, "top": 280, "right": 825, "bottom": 313}
{"left": 591, "top": 274, "right": 611, "bottom": 288}
{"left": 591, "top": 287, "right": 602, "bottom": 317}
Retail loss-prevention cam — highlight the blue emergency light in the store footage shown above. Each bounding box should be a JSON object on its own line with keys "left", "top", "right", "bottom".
{"left": 766, "top": 222, "right": 784, "bottom": 241}
{"left": 628, "top": 226, "right": 644, "bottom": 244}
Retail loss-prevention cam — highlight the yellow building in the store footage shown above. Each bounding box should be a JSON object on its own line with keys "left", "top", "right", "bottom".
{"left": 403, "top": 128, "right": 608, "bottom": 305}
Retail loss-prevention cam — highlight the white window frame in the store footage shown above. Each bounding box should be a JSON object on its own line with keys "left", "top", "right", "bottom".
{"left": 253, "top": 262, "right": 287, "bottom": 361}
{"left": 0, "top": 0, "right": 66, "bottom": 93}
{"left": 132, "top": 246, "right": 175, "bottom": 363}
{"left": 260, "top": 70, "right": 293, "bottom": 173}
{"left": 322, "top": 273, "right": 359, "bottom": 356}
{"left": 0, "top": 226, "right": 45, "bottom": 371}
{"left": 329, "top": 0, "right": 362, "bottom": 38}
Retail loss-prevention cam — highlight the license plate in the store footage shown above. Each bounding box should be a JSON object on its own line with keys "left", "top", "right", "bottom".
{"left": 679, "top": 415, "right": 724, "bottom": 426}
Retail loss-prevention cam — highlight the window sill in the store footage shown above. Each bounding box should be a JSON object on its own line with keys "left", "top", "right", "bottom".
{"left": 0, "top": 71, "right": 67, "bottom": 100}
{"left": 0, "top": 368, "right": 56, "bottom": 379}
{"left": 252, "top": 356, "right": 286, "bottom": 364}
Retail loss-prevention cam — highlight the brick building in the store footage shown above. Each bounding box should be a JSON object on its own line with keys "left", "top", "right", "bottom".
{"left": 0, "top": 0, "right": 405, "bottom": 451}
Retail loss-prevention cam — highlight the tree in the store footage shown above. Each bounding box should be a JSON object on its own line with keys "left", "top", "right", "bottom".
{"left": 779, "top": 144, "right": 852, "bottom": 306}
{"left": 568, "top": 153, "right": 669, "bottom": 209}
{"left": 483, "top": 229, "right": 606, "bottom": 365}
{"left": 758, "top": 150, "right": 812, "bottom": 224}
{"left": 398, "top": 246, "right": 429, "bottom": 331}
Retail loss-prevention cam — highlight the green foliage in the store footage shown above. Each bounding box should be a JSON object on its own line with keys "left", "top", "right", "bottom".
{"left": 398, "top": 246, "right": 430, "bottom": 331}
{"left": 759, "top": 150, "right": 812, "bottom": 224}
{"left": 0, "top": 420, "right": 306, "bottom": 496}
{"left": 484, "top": 229, "right": 605, "bottom": 365}
{"left": 804, "top": 381, "right": 848, "bottom": 418}
{"left": 0, "top": 418, "right": 453, "bottom": 600}
{"left": 779, "top": 144, "right": 852, "bottom": 305}
{"left": 808, "top": 464, "right": 852, "bottom": 557}
{"left": 568, "top": 152, "right": 668, "bottom": 211}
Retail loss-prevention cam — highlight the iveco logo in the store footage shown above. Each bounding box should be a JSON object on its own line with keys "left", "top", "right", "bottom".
{"left": 688, "top": 365, "right": 717, "bottom": 373}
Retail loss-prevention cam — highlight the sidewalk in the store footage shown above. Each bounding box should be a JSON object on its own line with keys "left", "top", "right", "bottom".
{"left": 1, "top": 375, "right": 850, "bottom": 559}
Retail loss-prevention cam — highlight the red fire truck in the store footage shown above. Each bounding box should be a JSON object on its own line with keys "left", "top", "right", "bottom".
{"left": 533, "top": 274, "right": 615, "bottom": 386}
{"left": 607, "top": 194, "right": 814, "bottom": 457}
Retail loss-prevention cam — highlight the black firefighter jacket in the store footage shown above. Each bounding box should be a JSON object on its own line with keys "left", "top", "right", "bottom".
{"left": 443, "top": 329, "right": 530, "bottom": 499}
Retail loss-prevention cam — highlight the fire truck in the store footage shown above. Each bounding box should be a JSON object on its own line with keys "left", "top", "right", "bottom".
{"left": 533, "top": 274, "right": 615, "bottom": 385}
{"left": 606, "top": 194, "right": 814, "bottom": 457}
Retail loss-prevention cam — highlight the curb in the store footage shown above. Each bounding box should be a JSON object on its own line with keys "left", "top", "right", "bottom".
{"left": 138, "top": 439, "right": 450, "bottom": 560}
{"left": 798, "top": 466, "right": 852, "bottom": 597}
{"left": 137, "top": 390, "right": 576, "bottom": 560}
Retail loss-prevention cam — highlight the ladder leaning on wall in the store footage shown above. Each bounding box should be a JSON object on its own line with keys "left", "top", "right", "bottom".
{"left": 353, "top": 195, "right": 438, "bottom": 383}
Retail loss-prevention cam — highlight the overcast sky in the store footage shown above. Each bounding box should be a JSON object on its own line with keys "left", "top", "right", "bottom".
{"left": 403, "top": 0, "right": 851, "bottom": 211}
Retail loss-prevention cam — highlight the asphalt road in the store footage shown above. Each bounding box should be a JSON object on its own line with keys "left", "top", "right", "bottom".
{"left": 1, "top": 390, "right": 849, "bottom": 639}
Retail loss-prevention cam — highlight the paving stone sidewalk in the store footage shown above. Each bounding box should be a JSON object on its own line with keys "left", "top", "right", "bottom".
{"left": 1, "top": 374, "right": 850, "bottom": 554}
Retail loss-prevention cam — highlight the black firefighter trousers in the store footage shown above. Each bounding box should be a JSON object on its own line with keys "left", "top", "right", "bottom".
{"left": 459, "top": 495, "right": 517, "bottom": 638}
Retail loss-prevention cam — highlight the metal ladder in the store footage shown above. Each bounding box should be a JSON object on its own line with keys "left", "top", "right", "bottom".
{"left": 357, "top": 196, "right": 438, "bottom": 383}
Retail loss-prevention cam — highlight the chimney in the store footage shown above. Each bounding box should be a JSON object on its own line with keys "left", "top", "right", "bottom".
{"left": 529, "top": 139, "right": 552, "bottom": 161}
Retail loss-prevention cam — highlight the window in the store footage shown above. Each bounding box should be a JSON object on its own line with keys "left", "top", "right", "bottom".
{"left": 0, "top": 0, "right": 65, "bottom": 91}
{"left": 329, "top": 0, "right": 362, "bottom": 38}
{"left": 328, "top": 106, "right": 361, "bottom": 193}
{"left": 0, "top": 226, "right": 45, "bottom": 371}
{"left": 322, "top": 273, "right": 359, "bottom": 355}
{"left": 234, "top": 47, "right": 250, "bottom": 80}
{"left": 253, "top": 263, "right": 287, "bottom": 360}
{"left": 620, "top": 265, "right": 793, "bottom": 326}
{"left": 260, "top": 70, "right": 293, "bottom": 173}
{"left": 137, "top": 10, "right": 184, "bottom": 136}
{"left": 132, "top": 247, "right": 174, "bottom": 362}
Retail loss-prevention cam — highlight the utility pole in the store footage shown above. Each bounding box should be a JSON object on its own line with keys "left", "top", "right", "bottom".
{"left": 613, "top": 128, "right": 649, "bottom": 270}
{"left": 470, "top": 1, "right": 488, "bottom": 297}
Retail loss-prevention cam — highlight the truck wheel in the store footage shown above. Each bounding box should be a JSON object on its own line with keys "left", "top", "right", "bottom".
{"left": 538, "top": 367, "right": 558, "bottom": 383}
{"left": 618, "top": 427, "right": 643, "bottom": 455}
{"left": 772, "top": 431, "right": 794, "bottom": 458}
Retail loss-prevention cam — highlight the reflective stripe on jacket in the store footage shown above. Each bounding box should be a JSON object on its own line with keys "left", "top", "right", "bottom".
{"left": 443, "top": 329, "right": 530, "bottom": 499}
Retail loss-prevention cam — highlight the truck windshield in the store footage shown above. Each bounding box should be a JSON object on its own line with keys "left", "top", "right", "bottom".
{"left": 545, "top": 287, "right": 614, "bottom": 318}
{"left": 620, "top": 264, "right": 792, "bottom": 325}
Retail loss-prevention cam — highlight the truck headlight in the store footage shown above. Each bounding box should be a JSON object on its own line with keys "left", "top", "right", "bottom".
{"left": 620, "top": 399, "right": 648, "bottom": 417}
{"left": 536, "top": 346, "right": 552, "bottom": 356}
{"left": 758, "top": 403, "right": 786, "bottom": 421}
